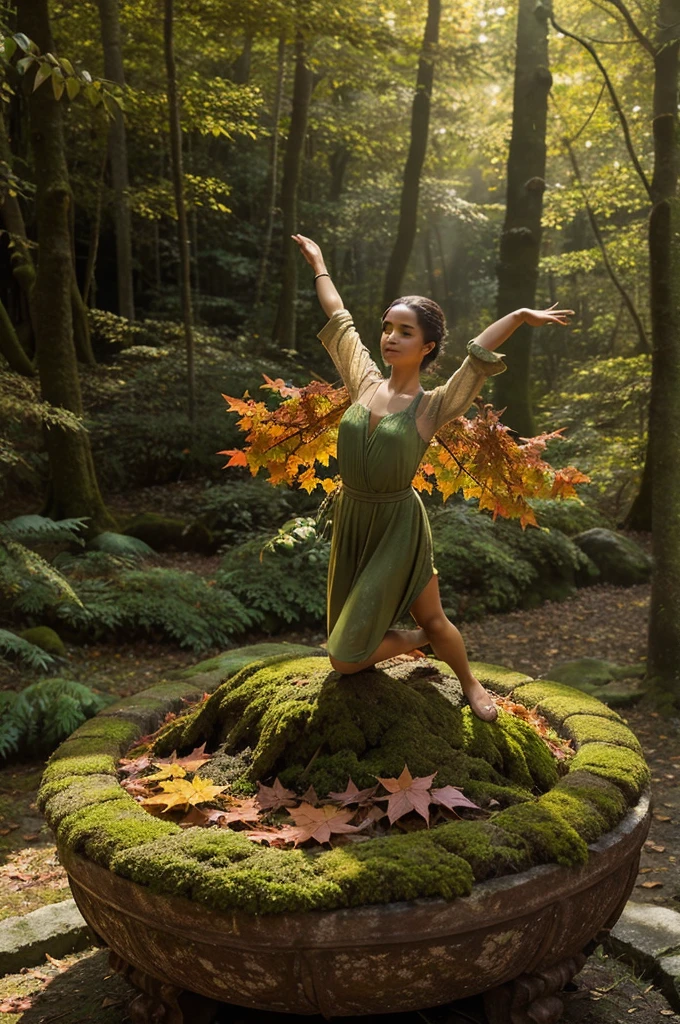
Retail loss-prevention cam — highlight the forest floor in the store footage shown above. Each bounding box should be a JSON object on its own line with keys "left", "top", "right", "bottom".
{"left": 1, "top": 500, "right": 676, "bottom": 1021}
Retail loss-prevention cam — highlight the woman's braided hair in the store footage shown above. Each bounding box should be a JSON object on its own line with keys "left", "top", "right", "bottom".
{"left": 381, "top": 295, "right": 448, "bottom": 370}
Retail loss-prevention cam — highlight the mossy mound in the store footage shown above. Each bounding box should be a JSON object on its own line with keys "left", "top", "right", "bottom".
{"left": 152, "top": 656, "right": 558, "bottom": 807}
{"left": 37, "top": 645, "right": 651, "bottom": 917}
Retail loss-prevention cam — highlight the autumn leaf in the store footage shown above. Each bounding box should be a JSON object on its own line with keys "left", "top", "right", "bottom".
{"left": 255, "top": 777, "right": 298, "bottom": 811}
{"left": 221, "top": 377, "right": 591, "bottom": 529}
{"left": 327, "top": 778, "right": 380, "bottom": 807}
{"left": 299, "top": 783, "right": 320, "bottom": 806}
{"left": 143, "top": 764, "right": 187, "bottom": 784}
{"left": 212, "top": 797, "right": 262, "bottom": 826}
{"left": 141, "top": 776, "right": 227, "bottom": 814}
{"left": 118, "top": 755, "right": 152, "bottom": 778}
{"left": 430, "top": 786, "right": 483, "bottom": 815}
{"left": 373, "top": 764, "right": 437, "bottom": 825}
{"left": 284, "top": 802, "right": 366, "bottom": 846}
{"left": 152, "top": 743, "right": 212, "bottom": 772}
{"left": 244, "top": 825, "right": 300, "bottom": 848}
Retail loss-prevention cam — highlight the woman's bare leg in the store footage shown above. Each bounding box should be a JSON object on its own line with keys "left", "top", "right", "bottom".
{"left": 328, "top": 627, "right": 428, "bottom": 675}
{"left": 408, "top": 574, "right": 498, "bottom": 722}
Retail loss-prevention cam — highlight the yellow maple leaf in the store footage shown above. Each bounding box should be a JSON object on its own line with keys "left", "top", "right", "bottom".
{"left": 141, "top": 776, "right": 227, "bottom": 814}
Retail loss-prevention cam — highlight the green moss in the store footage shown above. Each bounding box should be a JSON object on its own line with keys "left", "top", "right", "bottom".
{"left": 18, "top": 625, "right": 66, "bottom": 656}
{"left": 511, "top": 680, "right": 624, "bottom": 727}
{"left": 57, "top": 801, "right": 180, "bottom": 867}
{"left": 435, "top": 659, "right": 534, "bottom": 696}
{"left": 552, "top": 770, "right": 627, "bottom": 830}
{"left": 42, "top": 775, "right": 127, "bottom": 830}
{"left": 429, "top": 820, "right": 532, "bottom": 880}
{"left": 568, "top": 743, "right": 650, "bottom": 803}
{"left": 41, "top": 755, "right": 118, "bottom": 786}
{"left": 492, "top": 801, "right": 589, "bottom": 867}
{"left": 560, "top": 715, "right": 644, "bottom": 754}
{"left": 38, "top": 648, "right": 650, "bottom": 917}
{"left": 152, "top": 658, "right": 555, "bottom": 811}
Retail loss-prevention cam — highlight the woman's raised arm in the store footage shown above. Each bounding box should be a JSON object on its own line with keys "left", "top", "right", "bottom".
{"left": 291, "top": 234, "right": 343, "bottom": 318}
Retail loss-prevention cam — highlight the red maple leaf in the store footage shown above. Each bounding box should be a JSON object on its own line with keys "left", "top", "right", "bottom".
{"left": 374, "top": 764, "right": 437, "bottom": 825}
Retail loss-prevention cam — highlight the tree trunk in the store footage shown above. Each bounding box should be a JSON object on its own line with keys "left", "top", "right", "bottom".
{"left": 255, "top": 34, "right": 286, "bottom": 309}
{"left": 271, "top": 31, "right": 314, "bottom": 351}
{"left": 382, "top": 0, "right": 440, "bottom": 310}
{"left": 492, "top": 0, "right": 552, "bottom": 438}
{"left": 645, "top": 0, "right": 680, "bottom": 706}
{"left": 164, "top": 0, "right": 195, "bottom": 423}
{"left": 16, "top": 0, "right": 118, "bottom": 536}
{"left": 0, "top": 297, "right": 35, "bottom": 374}
{"left": 97, "top": 0, "right": 135, "bottom": 320}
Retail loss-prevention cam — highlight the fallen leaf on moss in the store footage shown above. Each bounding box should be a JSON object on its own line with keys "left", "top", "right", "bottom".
{"left": 285, "top": 802, "right": 366, "bottom": 846}
{"left": 255, "top": 778, "right": 297, "bottom": 811}
{"left": 152, "top": 743, "right": 212, "bottom": 772}
{"left": 327, "top": 778, "right": 380, "bottom": 807}
{"left": 374, "top": 764, "right": 437, "bottom": 825}
{"left": 142, "top": 776, "right": 227, "bottom": 813}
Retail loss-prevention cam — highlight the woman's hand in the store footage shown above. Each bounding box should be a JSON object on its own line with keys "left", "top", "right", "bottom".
{"left": 291, "top": 234, "right": 325, "bottom": 272}
{"left": 522, "top": 302, "right": 575, "bottom": 327}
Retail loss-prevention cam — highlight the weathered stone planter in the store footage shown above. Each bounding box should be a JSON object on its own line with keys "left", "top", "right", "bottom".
{"left": 38, "top": 642, "right": 652, "bottom": 1023}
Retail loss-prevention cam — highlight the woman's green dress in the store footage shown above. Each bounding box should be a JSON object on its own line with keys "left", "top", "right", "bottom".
{"left": 318, "top": 308, "right": 508, "bottom": 664}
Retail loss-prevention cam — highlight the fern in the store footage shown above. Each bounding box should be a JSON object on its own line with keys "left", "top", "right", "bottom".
{"left": 0, "top": 679, "right": 113, "bottom": 760}
{"left": 0, "top": 628, "right": 57, "bottom": 670}
{"left": 218, "top": 517, "right": 330, "bottom": 628}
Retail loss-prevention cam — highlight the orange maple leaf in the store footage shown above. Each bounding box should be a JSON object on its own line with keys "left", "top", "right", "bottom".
{"left": 373, "top": 764, "right": 437, "bottom": 825}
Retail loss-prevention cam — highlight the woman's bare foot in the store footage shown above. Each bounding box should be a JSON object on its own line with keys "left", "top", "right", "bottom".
{"left": 460, "top": 674, "right": 498, "bottom": 723}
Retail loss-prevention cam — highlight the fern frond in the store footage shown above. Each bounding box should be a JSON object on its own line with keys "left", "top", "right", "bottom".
{"left": 86, "top": 532, "right": 155, "bottom": 558}
{"left": 0, "top": 628, "right": 57, "bottom": 670}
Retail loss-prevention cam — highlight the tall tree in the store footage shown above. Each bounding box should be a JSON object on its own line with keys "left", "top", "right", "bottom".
{"left": 271, "top": 29, "right": 315, "bottom": 351}
{"left": 492, "top": 0, "right": 552, "bottom": 438}
{"left": 381, "top": 0, "right": 441, "bottom": 311}
{"left": 163, "top": 0, "right": 195, "bottom": 423}
{"left": 255, "top": 34, "right": 286, "bottom": 309}
{"left": 15, "top": 0, "right": 117, "bottom": 535}
{"left": 97, "top": 0, "right": 135, "bottom": 320}
{"left": 646, "top": 0, "right": 680, "bottom": 706}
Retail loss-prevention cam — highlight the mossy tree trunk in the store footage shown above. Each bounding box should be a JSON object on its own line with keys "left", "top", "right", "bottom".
{"left": 17, "top": 0, "right": 118, "bottom": 536}
{"left": 646, "top": 0, "right": 680, "bottom": 707}
{"left": 271, "top": 30, "right": 315, "bottom": 352}
{"left": 97, "top": 0, "right": 135, "bottom": 321}
{"left": 381, "top": 0, "right": 440, "bottom": 313}
{"left": 492, "top": 0, "right": 552, "bottom": 439}
{"left": 164, "top": 0, "right": 195, "bottom": 424}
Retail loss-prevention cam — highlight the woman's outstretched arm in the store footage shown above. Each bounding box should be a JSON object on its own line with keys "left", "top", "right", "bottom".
{"left": 473, "top": 303, "right": 575, "bottom": 352}
{"left": 291, "top": 234, "right": 343, "bottom": 317}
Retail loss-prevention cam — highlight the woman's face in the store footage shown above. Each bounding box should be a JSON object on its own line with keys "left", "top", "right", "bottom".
{"left": 380, "top": 304, "right": 435, "bottom": 369}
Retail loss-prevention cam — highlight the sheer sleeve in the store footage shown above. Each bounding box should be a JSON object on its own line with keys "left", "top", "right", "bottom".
{"left": 317, "top": 308, "right": 383, "bottom": 403}
{"left": 418, "top": 339, "right": 508, "bottom": 439}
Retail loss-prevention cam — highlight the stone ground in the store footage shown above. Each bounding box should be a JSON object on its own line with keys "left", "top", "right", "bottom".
{"left": 2, "top": 527, "right": 678, "bottom": 1021}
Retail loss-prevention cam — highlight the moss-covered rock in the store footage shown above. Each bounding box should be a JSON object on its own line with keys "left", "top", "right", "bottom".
{"left": 572, "top": 528, "right": 652, "bottom": 586}
{"left": 122, "top": 512, "right": 214, "bottom": 554}
{"left": 17, "top": 625, "right": 66, "bottom": 657}
{"left": 38, "top": 647, "right": 650, "bottom": 917}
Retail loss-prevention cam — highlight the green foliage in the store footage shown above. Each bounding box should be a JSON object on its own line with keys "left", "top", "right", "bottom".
{"left": 429, "top": 502, "right": 595, "bottom": 621}
{"left": 0, "top": 627, "right": 57, "bottom": 671}
{"left": 0, "top": 678, "right": 113, "bottom": 761}
{"left": 526, "top": 497, "right": 611, "bottom": 536}
{"left": 17, "top": 549, "right": 255, "bottom": 652}
{"left": 217, "top": 517, "right": 330, "bottom": 630}
{"left": 195, "top": 478, "right": 317, "bottom": 549}
{"left": 86, "top": 532, "right": 156, "bottom": 558}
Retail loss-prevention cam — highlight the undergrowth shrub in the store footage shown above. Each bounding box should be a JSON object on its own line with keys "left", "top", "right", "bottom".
{"left": 427, "top": 503, "right": 595, "bottom": 621}
{"left": 21, "top": 550, "right": 256, "bottom": 651}
{"left": 195, "top": 478, "right": 318, "bottom": 548}
{"left": 217, "top": 517, "right": 329, "bottom": 630}
{"left": 0, "top": 678, "right": 114, "bottom": 760}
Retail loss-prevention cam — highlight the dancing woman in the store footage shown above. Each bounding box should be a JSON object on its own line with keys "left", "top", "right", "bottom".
{"left": 293, "top": 233, "right": 574, "bottom": 722}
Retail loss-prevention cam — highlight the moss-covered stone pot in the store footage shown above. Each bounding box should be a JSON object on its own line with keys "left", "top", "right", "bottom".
{"left": 38, "top": 643, "right": 652, "bottom": 1023}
